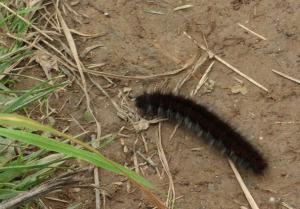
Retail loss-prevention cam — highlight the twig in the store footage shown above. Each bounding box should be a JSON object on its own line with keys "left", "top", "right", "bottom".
{"left": 0, "top": 2, "right": 53, "bottom": 41}
{"left": 183, "top": 31, "right": 269, "bottom": 92}
{"left": 237, "top": 23, "right": 267, "bottom": 40}
{"left": 228, "top": 159, "right": 260, "bottom": 209}
{"left": 272, "top": 69, "right": 300, "bottom": 85}
{"left": 94, "top": 167, "right": 101, "bottom": 209}
{"left": 133, "top": 138, "right": 140, "bottom": 174}
{"left": 90, "top": 133, "right": 101, "bottom": 209}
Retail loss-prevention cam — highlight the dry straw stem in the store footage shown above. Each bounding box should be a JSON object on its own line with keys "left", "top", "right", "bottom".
{"left": 56, "top": 9, "right": 101, "bottom": 138}
{"left": 44, "top": 197, "right": 68, "bottom": 204}
{"left": 274, "top": 121, "right": 300, "bottom": 124}
{"left": 157, "top": 123, "right": 176, "bottom": 209}
{"left": 237, "top": 23, "right": 267, "bottom": 40}
{"left": 0, "top": 2, "right": 53, "bottom": 41}
{"left": 133, "top": 138, "right": 140, "bottom": 174}
{"left": 174, "top": 52, "right": 209, "bottom": 92}
{"left": 272, "top": 69, "right": 300, "bottom": 85}
{"left": 168, "top": 123, "right": 180, "bottom": 141}
{"left": 94, "top": 167, "right": 101, "bottom": 209}
{"left": 228, "top": 159, "right": 260, "bottom": 209}
{"left": 86, "top": 52, "right": 199, "bottom": 81}
{"left": 281, "top": 201, "right": 295, "bottom": 209}
{"left": 191, "top": 61, "right": 215, "bottom": 96}
{"left": 86, "top": 62, "right": 191, "bottom": 80}
{"left": 88, "top": 75, "right": 123, "bottom": 114}
{"left": 183, "top": 31, "right": 269, "bottom": 92}
{"left": 68, "top": 29, "right": 108, "bottom": 38}
{"left": 6, "top": 32, "right": 79, "bottom": 77}
{"left": 89, "top": 75, "right": 168, "bottom": 208}
{"left": 0, "top": 56, "right": 27, "bottom": 80}
{"left": 56, "top": 9, "right": 103, "bottom": 209}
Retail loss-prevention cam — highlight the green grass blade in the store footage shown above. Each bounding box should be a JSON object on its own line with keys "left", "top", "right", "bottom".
{"left": 0, "top": 127, "right": 152, "bottom": 189}
{"left": 0, "top": 149, "right": 46, "bottom": 185}
{"left": 0, "top": 189, "right": 23, "bottom": 200}
{"left": 2, "top": 81, "right": 68, "bottom": 113}
{"left": 0, "top": 154, "right": 65, "bottom": 171}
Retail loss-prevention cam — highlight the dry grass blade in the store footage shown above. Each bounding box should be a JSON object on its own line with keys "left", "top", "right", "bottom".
{"left": 168, "top": 123, "right": 180, "bottom": 141}
{"left": 87, "top": 63, "right": 106, "bottom": 69}
{"left": 173, "top": 4, "right": 194, "bottom": 11}
{"left": 0, "top": 2, "right": 53, "bottom": 41}
{"left": 0, "top": 57, "right": 26, "bottom": 80}
{"left": 89, "top": 75, "right": 123, "bottom": 113}
{"left": 6, "top": 32, "right": 79, "bottom": 77}
{"left": 191, "top": 61, "right": 215, "bottom": 96}
{"left": 228, "top": 159, "right": 260, "bottom": 209}
{"left": 57, "top": 11, "right": 86, "bottom": 90}
{"left": 157, "top": 123, "right": 175, "bottom": 209}
{"left": 80, "top": 44, "right": 104, "bottom": 58}
{"left": 69, "top": 29, "right": 108, "bottom": 38}
{"left": 281, "top": 201, "right": 295, "bottom": 209}
{"left": 56, "top": 9, "right": 101, "bottom": 138}
{"left": 174, "top": 53, "right": 208, "bottom": 92}
{"left": 89, "top": 77, "right": 168, "bottom": 209}
{"left": 131, "top": 180, "right": 168, "bottom": 209}
{"left": 57, "top": 9, "right": 103, "bottom": 209}
{"left": 183, "top": 31, "right": 269, "bottom": 92}
{"left": 86, "top": 60, "right": 193, "bottom": 80}
{"left": 0, "top": 46, "right": 28, "bottom": 60}
{"left": 237, "top": 23, "right": 267, "bottom": 40}
{"left": 272, "top": 69, "right": 300, "bottom": 85}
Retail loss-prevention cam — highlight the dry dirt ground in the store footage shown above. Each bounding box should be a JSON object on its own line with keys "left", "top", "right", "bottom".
{"left": 24, "top": 0, "right": 300, "bottom": 208}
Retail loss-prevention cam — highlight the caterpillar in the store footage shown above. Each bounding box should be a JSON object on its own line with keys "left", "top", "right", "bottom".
{"left": 135, "top": 91, "right": 267, "bottom": 174}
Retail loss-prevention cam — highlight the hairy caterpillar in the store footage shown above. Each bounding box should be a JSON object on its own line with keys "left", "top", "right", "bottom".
{"left": 135, "top": 91, "right": 267, "bottom": 174}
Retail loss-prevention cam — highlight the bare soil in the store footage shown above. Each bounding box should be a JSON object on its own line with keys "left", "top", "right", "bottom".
{"left": 25, "top": 0, "right": 300, "bottom": 208}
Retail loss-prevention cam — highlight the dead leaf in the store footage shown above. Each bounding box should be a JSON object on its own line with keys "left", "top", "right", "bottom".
{"left": 231, "top": 84, "right": 248, "bottom": 95}
{"left": 123, "top": 87, "right": 132, "bottom": 93}
{"left": 32, "top": 50, "right": 58, "bottom": 80}
{"left": 133, "top": 119, "right": 150, "bottom": 132}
